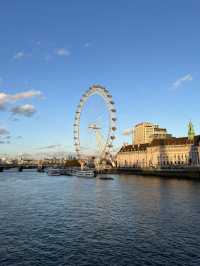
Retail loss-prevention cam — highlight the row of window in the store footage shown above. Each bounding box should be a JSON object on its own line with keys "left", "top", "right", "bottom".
{"left": 158, "top": 154, "right": 188, "bottom": 161}
{"left": 159, "top": 160, "right": 187, "bottom": 165}
{"left": 120, "top": 157, "right": 200, "bottom": 166}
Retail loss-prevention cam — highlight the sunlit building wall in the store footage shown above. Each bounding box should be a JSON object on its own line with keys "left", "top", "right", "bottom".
{"left": 133, "top": 122, "right": 170, "bottom": 145}
{"left": 117, "top": 136, "right": 200, "bottom": 168}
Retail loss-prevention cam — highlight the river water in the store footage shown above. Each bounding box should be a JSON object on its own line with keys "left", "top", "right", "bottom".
{"left": 0, "top": 171, "right": 200, "bottom": 266}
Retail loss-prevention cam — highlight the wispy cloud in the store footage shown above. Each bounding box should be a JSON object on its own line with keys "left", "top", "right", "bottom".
{"left": 0, "top": 90, "right": 42, "bottom": 110}
{"left": 84, "top": 42, "right": 93, "bottom": 48}
{"left": 44, "top": 48, "right": 71, "bottom": 62}
{"left": 11, "top": 90, "right": 42, "bottom": 101}
{"left": 172, "top": 74, "right": 193, "bottom": 89}
{"left": 37, "top": 144, "right": 62, "bottom": 150}
{"left": 13, "top": 51, "right": 25, "bottom": 60}
{"left": 55, "top": 48, "right": 70, "bottom": 57}
{"left": 11, "top": 104, "right": 37, "bottom": 117}
{"left": 10, "top": 117, "right": 20, "bottom": 122}
{"left": 0, "top": 128, "right": 10, "bottom": 144}
{"left": 0, "top": 140, "right": 10, "bottom": 144}
{"left": 13, "top": 51, "right": 32, "bottom": 60}
{"left": 0, "top": 128, "right": 9, "bottom": 136}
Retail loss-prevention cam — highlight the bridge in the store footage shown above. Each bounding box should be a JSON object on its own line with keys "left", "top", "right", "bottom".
{"left": 0, "top": 159, "right": 81, "bottom": 172}
{"left": 0, "top": 164, "right": 41, "bottom": 172}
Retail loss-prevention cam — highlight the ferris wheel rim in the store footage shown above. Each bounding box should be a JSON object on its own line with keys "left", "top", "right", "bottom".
{"left": 74, "top": 85, "right": 117, "bottom": 160}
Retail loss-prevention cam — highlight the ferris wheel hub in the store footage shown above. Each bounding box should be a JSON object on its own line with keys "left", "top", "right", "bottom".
{"left": 88, "top": 124, "right": 101, "bottom": 130}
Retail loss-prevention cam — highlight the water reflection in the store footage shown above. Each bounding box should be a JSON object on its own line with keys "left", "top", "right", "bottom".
{"left": 0, "top": 172, "right": 200, "bottom": 265}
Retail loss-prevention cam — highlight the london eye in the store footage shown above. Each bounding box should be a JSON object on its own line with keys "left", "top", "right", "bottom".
{"left": 73, "top": 85, "right": 117, "bottom": 163}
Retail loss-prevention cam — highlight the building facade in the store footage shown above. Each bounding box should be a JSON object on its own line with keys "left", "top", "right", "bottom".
{"left": 117, "top": 135, "right": 200, "bottom": 168}
{"left": 133, "top": 122, "right": 171, "bottom": 145}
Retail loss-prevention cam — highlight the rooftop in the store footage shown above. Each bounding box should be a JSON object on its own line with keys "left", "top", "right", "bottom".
{"left": 119, "top": 135, "right": 200, "bottom": 153}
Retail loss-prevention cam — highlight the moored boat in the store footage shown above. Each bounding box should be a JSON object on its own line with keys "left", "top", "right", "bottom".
{"left": 73, "top": 169, "right": 96, "bottom": 178}
{"left": 47, "top": 169, "right": 61, "bottom": 176}
{"left": 98, "top": 176, "right": 114, "bottom": 180}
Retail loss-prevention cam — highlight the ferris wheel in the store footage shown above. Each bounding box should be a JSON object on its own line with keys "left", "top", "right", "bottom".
{"left": 74, "top": 85, "right": 117, "bottom": 161}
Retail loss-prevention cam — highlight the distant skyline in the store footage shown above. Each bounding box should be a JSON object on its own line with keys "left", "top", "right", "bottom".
{"left": 0, "top": 0, "right": 200, "bottom": 155}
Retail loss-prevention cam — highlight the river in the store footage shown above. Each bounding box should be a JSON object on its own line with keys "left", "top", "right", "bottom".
{"left": 0, "top": 171, "right": 200, "bottom": 265}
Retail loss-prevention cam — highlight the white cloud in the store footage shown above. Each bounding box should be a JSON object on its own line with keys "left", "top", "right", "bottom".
{"left": 13, "top": 52, "right": 25, "bottom": 60}
{"left": 0, "top": 90, "right": 42, "bottom": 110}
{"left": 172, "top": 74, "right": 193, "bottom": 89}
{"left": 13, "top": 51, "right": 32, "bottom": 60}
{"left": 11, "top": 104, "right": 37, "bottom": 117}
{"left": 12, "top": 90, "right": 42, "bottom": 101}
{"left": 0, "top": 92, "right": 8, "bottom": 109}
{"left": 55, "top": 48, "right": 70, "bottom": 57}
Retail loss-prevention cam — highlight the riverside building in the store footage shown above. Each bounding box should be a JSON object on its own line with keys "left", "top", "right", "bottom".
{"left": 117, "top": 122, "right": 200, "bottom": 168}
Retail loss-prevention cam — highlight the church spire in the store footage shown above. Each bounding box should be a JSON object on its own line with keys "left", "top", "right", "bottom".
{"left": 188, "top": 121, "right": 195, "bottom": 141}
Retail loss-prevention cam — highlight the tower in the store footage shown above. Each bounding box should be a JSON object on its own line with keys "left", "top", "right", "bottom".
{"left": 188, "top": 121, "right": 195, "bottom": 141}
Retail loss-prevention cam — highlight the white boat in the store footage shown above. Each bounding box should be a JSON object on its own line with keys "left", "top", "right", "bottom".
{"left": 47, "top": 169, "right": 61, "bottom": 176}
{"left": 73, "top": 169, "right": 96, "bottom": 178}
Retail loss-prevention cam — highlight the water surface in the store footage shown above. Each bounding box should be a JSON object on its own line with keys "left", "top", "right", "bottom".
{"left": 0, "top": 171, "right": 200, "bottom": 265}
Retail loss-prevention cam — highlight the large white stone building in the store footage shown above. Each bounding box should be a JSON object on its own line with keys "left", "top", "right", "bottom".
{"left": 117, "top": 123, "right": 200, "bottom": 168}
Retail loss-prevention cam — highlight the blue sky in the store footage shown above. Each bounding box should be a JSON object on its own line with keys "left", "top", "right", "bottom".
{"left": 0, "top": 0, "right": 200, "bottom": 156}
